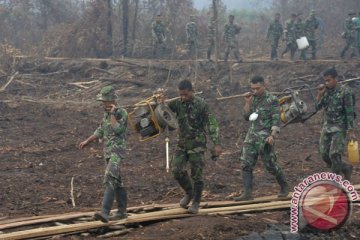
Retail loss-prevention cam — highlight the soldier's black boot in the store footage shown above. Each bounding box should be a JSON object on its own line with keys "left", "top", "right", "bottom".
{"left": 176, "top": 173, "right": 193, "bottom": 208}
{"left": 188, "top": 182, "right": 203, "bottom": 214}
{"left": 342, "top": 163, "right": 353, "bottom": 181}
{"left": 276, "top": 172, "right": 289, "bottom": 198}
{"left": 234, "top": 52, "right": 242, "bottom": 63}
{"left": 331, "top": 153, "right": 342, "bottom": 175}
{"left": 112, "top": 187, "right": 128, "bottom": 220}
{"left": 94, "top": 185, "right": 115, "bottom": 223}
{"left": 224, "top": 52, "right": 229, "bottom": 62}
{"left": 234, "top": 171, "right": 253, "bottom": 201}
{"left": 207, "top": 49, "right": 211, "bottom": 61}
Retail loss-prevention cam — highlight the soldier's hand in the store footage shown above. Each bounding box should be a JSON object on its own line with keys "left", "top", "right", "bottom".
{"left": 154, "top": 88, "right": 166, "bottom": 103}
{"left": 244, "top": 92, "right": 253, "bottom": 102}
{"left": 110, "top": 104, "right": 117, "bottom": 113}
{"left": 79, "top": 140, "right": 88, "bottom": 149}
{"left": 316, "top": 84, "right": 326, "bottom": 95}
{"left": 266, "top": 135, "right": 275, "bottom": 145}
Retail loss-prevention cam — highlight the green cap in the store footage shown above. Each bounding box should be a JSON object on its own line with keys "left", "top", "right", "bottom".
{"left": 96, "top": 86, "right": 117, "bottom": 101}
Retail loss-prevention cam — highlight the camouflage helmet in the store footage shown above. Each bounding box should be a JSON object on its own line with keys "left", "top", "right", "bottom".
{"left": 96, "top": 85, "right": 117, "bottom": 101}
{"left": 310, "top": 9, "right": 316, "bottom": 16}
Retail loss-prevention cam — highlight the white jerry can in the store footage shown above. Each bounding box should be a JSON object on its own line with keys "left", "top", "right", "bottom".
{"left": 296, "top": 36, "right": 309, "bottom": 50}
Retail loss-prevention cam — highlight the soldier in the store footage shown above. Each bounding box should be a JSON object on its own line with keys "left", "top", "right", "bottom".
{"left": 186, "top": 15, "right": 198, "bottom": 58}
{"left": 164, "top": 80, "right": 222, "bottom": 214}
{"left": 234, "top": 75, "right": 289, "bottom": 201}
{"left": 316, "top": 68, "right": 356, "bottom": 180}
{"left": 207, "top": 15, "right": 215, "bottom": 61}
{"left": 79, "top": 86, "right": 128, "bottom": 223}
{"left": 340, "top": 12, "right": 357, "bottom": 59}
{"left": 354, "top": 12, "right": 360, "bottom": 55}
{"left": 294, "top": 13, "right": 306, "bottom": 60}
{"left": 266, "top": 13, "right": 283, "bottom": 60}
{"left": 281, "top": 13, "right": 297, "bottom": 61}
{"left": 304, "top": 10, "right": 320, "bottom": 59}
{"left": 152, "top": 14, "right": 168, "bottom": 58}
{"left": 224, "top": 15, "right": 242, "bottom": 63}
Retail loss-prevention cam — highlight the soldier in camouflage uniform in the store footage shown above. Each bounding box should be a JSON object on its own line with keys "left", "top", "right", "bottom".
{"left": 266, "top": 13, "right": 283, "bottom": 60}
{"left": 234, "top": 75, "right": 289, "bottom": 201}
{"left": 294, "top": 13, "right": 306, "bottom": 60}
{"left": 152, "top": 14, "right": 168, "bottom": 58}
{"left": 316, "top": 68, "right": 356, "bottom": 180}
{"left": 207, "top": 16, "right": 215, "bottom": 61}
{"left": 186, "top": 15, "right": 198, "bottom": 58}
{"left": 304, "top": 10, "right": 320, "bottom": 60}
{"left": 166, "top": 80, "right": 222, "bottom": 214}
{"left": 224, "top": 15, "right": 242, "bottom": 63}
{"left": 79, "top": 86, "right": 128, "bottom": 223}
{"left": 340, "top": 12, "right": 357, "bottom": 58}
{"left": 281, "top": 13, "right": 297, "bottom": 61}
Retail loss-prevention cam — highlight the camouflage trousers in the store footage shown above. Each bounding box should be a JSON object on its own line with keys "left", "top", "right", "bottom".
{"left": 319, "top": 130, "right": 346, "bottom": 174}
{"left": 282, "top": 41, "right": 297, "bottom": 60}
{"left": 306, "top": 39, "right": 317, "bottom": 59}
{"left": 153, "top": 40, "right": 166, "bottom": 58}
{"left": 224, "top": 40, "right": 241, "bottom": 62}
{"left": 171, "top": 148, "right": 205, "bottom": 192}
{"left": 240, "top": 139, "right": 283, "bottom": 177}
{"left": 340, "top": 37, "right": 358, "bottom": 58}
{"left": 104, "top": 153, "right": 123, "bottom": 190}
{"left": 207, "top": 38, "right": 215, "bottom": 59}
{"left": 270, "top": 37, "right": 280, "bottom": 60}
{"left": 187, "top": 40, "right": 197, "bottom": 58}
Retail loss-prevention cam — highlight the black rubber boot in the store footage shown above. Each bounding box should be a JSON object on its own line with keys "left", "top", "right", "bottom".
{"left": 234, "top": 171, "right": 253, "bottom": 201}
{"left": 276, "top": 172, "right": 289, "bottom": 198}
{"left": 112, "top": 187, "right": 128, "bottom": 220}
{"left": 342, "top": 163, "right": 353, "bottom": 181}
{"left": 188, "top": 182, "right": 203, "bottom": 214}
{"left": 94, "top": 186, "right": 115, "bottom": 223}
{"left": 224, "top": 52, "right": 229, "bottom": 62}
{"left": 331, "top": 154, "right": 342, "bottom": 175}
{"left": 176, "top": 173, "right": 193, "bottom": 208}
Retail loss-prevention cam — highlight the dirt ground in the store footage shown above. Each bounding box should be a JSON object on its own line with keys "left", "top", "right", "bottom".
{"left": 1, "top": 57, "right": 360, "bottom": 239}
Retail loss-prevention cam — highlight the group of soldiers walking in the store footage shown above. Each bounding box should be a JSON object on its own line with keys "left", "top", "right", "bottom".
{"left": 151, "top": 10, "right": 360, "bottom": 61}
{"left": 79, "top": 64, "right": 356, "bottom": 222}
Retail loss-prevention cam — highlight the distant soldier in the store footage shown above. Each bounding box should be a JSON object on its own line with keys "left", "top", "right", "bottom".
{"left": 281, "top": 13, "right": 297, "bottom": 61}
{"left": 340, "top": 12, "right": 357, "bottom": 58}
{"left": 294, "top": 13, "right": 306, "bottom": 60}
{"left": 152, "top": 14, "right": 168, "bottom": 57}
{"left": 316, "top": 68, "right": 356, "bottom": 180}
{"left": 79, "top": 86, "right": 128, "bottom": 223}
{"left": 266, "top": 13, "right": 283, "bottom": 60}
{"left": 304, "top": 10, "right": 320, "bottom": 59}
{"left": 234, "top": 75, "right": 289, "bottom": 201}
{"left": 354, "top": 12, "right": 360, "bottom": 54}
{"left": 186, "top": 15, "right": 198, "bottom": 58}
{"left": 224, "top": 15, "right": 242, "bottom": 63}
{"left": 207, "top": 16, "right": 216, "bottom": 61}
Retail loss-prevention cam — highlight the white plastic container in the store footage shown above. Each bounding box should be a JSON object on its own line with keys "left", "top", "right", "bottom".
{"left": 296, "top": 36, "right": 309, "bottom": 50}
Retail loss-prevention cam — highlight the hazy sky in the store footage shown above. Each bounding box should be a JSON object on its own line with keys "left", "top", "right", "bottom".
{"left": 193, "top": 0, "right": 262, "bottom": 10}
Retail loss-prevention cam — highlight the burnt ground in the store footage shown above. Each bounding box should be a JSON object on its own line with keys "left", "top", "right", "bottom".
{"left": 0, "top": 57, "right": 360, "bottom": 239}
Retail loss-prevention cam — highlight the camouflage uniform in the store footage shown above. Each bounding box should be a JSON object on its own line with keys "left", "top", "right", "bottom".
{"left": 241, "top": 91, "right": 286, "bottom": 179}
{"left": 186, "top": 18, "right": 198, "bottom": 57}
{"left": 355, "top": 16, "right": 360, "bottom": 53}
{"left": 168, "top": 96, "right": 220, "bottom": 207}
{"left": 304, "top": 14, "right": 319, "bottom": 59}
{"left": 207, "top": 17, "right": 215, "bottom": 60}
{"left": 340, "top": 14, "right": 357, "bottom": 58}
{"left": 294, "top": 18, "right": 306, "bottom": 60}
{"left": 94, "top": 108, "right": 128, "bottom": 189}
{"left": 224, "top": 20, "right": 242, "bottom": 62}
{"left": 316, "top": 85, "right": 355, "bottom": 176}
{"left": 267, "top": 18, "right": 283, "bottom": 60}
{"left": 152, "top": 20, "right": 167, "bottom": 57}
{"left": 281, "top": 18, "right": 297, "bottom": 60}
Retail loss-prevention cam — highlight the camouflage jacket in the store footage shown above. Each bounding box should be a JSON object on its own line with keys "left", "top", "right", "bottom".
{"left": 224, "top": 23, "right": 240, "bottom": 43}
{"left": 294, "top": 20, "right": 306, "bottom": 39}
{"left": 343, "top": 17, "right": 355, "bottom": 39}
{"left": 267, "top": 20, "right": 283, "bottom": 40}
{"left": 94, "top": 108, "right": 128, "bottom": 159}
{"left": 284, "top": 19, "right": 297, "bottom": 43}
{"left": 305, "top": 16, "right": 319, "bottom": 40}
{"left": 316, "top": 85, "right": 355, "bottom": 132}
{"left": 208, "top": 18, "right": 215, "bottom": 41}
{"left": 244, "top": 91, "right": 281, "bottom": 143}
{"left": 168, "top": 96, "right": 220, "bottom": 151}
{"left": 186, "top": 21, "right": 198, "bottom": 41}
{"left": 152, "top": 21, "right": 167, "bottom": 42}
